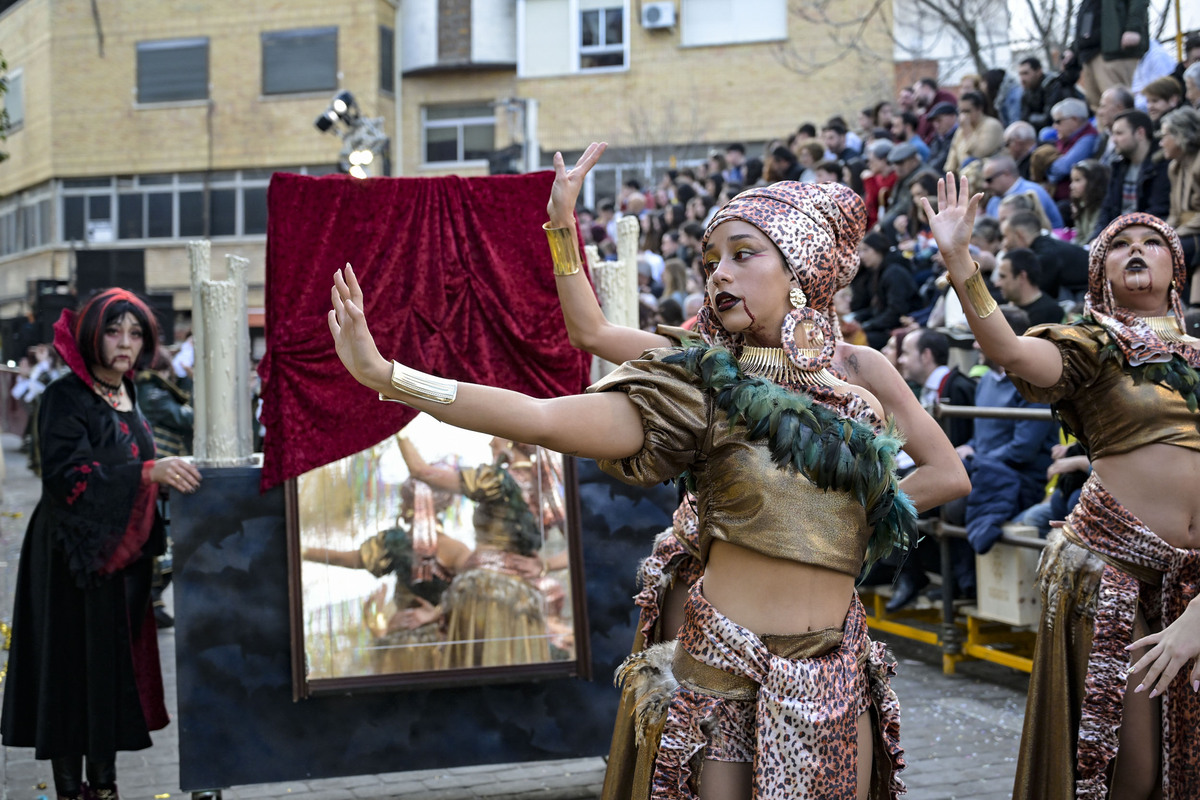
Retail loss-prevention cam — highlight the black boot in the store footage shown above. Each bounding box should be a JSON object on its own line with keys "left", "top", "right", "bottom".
{"left": 885, "top": 572, "right": 930, "bottom": 612}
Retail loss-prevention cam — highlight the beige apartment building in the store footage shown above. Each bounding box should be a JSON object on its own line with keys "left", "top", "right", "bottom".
{"left": 0, "top": 0, "right": 893, "bottom": 355}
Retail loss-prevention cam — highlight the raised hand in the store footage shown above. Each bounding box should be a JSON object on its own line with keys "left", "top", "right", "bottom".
{"left": 920, "top": 173, "right": 983, "bottom": 259}
{"left": 329, "top": 263, "right": 391, "bottom": 392}
{"left": 547, "top": 142, "right": 608, "bottom": 228}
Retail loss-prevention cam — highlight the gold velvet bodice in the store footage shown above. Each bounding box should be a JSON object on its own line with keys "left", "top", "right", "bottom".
{"left": 588, "top": 349, "right": 869, "bottom": 577}
{"left": 1010, "top": 323, "right": 1200, "bottom": 459}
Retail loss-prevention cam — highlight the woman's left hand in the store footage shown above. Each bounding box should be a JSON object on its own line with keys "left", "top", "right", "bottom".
{"left": 329, "top": 264, "right": 391, "bottom": 392}
{"left": 1128, "top": 598, "right": 1200, "bottom": 697}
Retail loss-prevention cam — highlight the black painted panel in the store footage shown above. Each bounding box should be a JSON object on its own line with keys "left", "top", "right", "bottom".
{"left": 173, "top": 462, "right": 676, "bottom": 790}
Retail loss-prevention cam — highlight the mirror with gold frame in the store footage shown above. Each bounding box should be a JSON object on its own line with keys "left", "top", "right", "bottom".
{"left": 287, "top": 413, "right": 587, "bottom": 696}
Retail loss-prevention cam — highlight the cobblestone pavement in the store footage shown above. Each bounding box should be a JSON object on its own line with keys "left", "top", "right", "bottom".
{"left": 0, "top": 436, "right": 1028, "bottom": 799}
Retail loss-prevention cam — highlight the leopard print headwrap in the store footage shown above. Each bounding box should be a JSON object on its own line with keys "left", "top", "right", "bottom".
{"left": 696, "top": 182, "right": 866, "bottom": 361}
{"left": 1084, "top": 213, "right": 1200, "bottom": 368}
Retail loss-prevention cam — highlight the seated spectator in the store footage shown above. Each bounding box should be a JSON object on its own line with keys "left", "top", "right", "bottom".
{"left": 1045, "top": 97, "right": 1099, "bottom": 198}
{"left": 997, "top": 190, "right": 1053, "bottom": 231}
{"left": 1170, "top": 34, "right": 1200, "bottom": 92}
{"left": 887, "top": 328, "right": 977, "bottom": 609}
{"left": 982, "top": 154, "right": 1065, "bottom": 227}
{"left": 1144, "top": 75, "right": 1185, "bottom": 133}
{"left": 1003, "top": 120, "right": 1038, "bottom": 178}
{"left": 945, "top": 91, "right": 1006, "bottom": 178}
{"left": 768, "top": 145, "right": 803, "bottom": 182}
{"left": 1160, "top": 107, "right": 1200, "bottom": 279}
{"left": 991, "top": 247, "right": 1064, "bottom": 326}
{"left": 1001, "top": 209, "right": 1090, "bottom": 302}
{"left": 878, "top": 141, "right": 925, "bottom": 237}
{"left": 971, "top": 214, "right": 1004, "bottom": 255}
{"left": 852, "top": 231, "right": 922, "bottom": 349}
{"left": 1094, "top": 85, "right": 1136, "bottom": 164}
{"left": 814, "top": 160, "right": 842, "bottom": 183}
{"left": 794, "top": 139, "right": 826, "bottom": 183}
{"left": 896, "top": 170, "right": 941, "bottom": 260}
{"left": 914, "top": 76, "right": 961, "bottom": 143}
{"left": 1185, "top": 62, "right": 1200, "bottom": 109}
{"left": 822, "top": 119, "right": 860, "bottom": 161}
{"left": 926, "top": 102, "right": 959, "bottom": 172}
{"left": 890, "top": 110, "right": 931, "bottom": 161}
{"left": 1019, "top": 55, "right": 1083, "bottom": 132}
{"left": 861, "top": 139, "right": 897, "bottom": 229}
{"left": 1065, "top": 159, "right": 1111, "bottom": 245}
{"left": 960, "top": 305, "right": 1057, "bottom": 560}
{"left": 1013, "top": 438, "right": 1090, "bottom": 537}
{"left": 722, "top": 142, "right": 746, "bottom": 184}
{"left": 659, "top": 257, "right": 689, "bottom": 308}
{"left": 1092, "top": 108, "right": 1172, "bottom": 238}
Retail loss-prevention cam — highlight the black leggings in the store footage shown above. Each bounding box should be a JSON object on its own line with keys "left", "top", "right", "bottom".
{"left": 50, "top": 755, "right": 116, "bottom": 798}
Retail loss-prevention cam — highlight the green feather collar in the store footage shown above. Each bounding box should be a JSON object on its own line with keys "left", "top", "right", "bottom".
{"left": 662, "top": 345, "right": 916, "bottom": 567}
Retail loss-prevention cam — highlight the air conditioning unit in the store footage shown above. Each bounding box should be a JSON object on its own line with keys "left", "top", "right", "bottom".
{"left": 641, "top": 1, "right": 675, "bottom": 30}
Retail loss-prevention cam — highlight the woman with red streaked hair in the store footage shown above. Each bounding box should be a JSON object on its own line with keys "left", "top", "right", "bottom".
{"left": 0, "top": 289, "right": 201, "bottom": 800}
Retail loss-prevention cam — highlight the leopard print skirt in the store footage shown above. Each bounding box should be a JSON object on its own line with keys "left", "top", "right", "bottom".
{"left": 616, "top": 579, "right": 905, "bottom": 799}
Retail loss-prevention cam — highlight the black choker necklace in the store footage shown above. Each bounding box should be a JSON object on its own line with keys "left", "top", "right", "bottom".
{"left": 91, "top": 373, "right": 125, "bottom": 408}
{"left": 92, "top": 374, "right": 122, "bottom": 392}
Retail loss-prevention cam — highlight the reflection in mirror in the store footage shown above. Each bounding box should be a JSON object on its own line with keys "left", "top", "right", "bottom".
{"left": 297, "top": 414, "right": 574, "bottom": 681}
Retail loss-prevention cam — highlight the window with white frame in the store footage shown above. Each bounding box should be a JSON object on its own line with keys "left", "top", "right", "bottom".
{"left": 422, "top": 104, "right": 495, "bottom": 165}
{"left": 136, "top": 38, "right": 209, "bottom": 104}
{"left": 261, "top": 27, "right": 338, "bottom": 95}
{"left": 680, "top": 0, "right": 787, "bottom": 47}
{"left": 518, "top": 0, "right": 628, "bottom": 77}
{"left": 0, "top": 183, "right": 53, "bottom": 259}
{"left": 4, "top": 68, "right": 23, "bottom": 130}
{"left": 579, "top": 2, "right": 624, "bottom": 70}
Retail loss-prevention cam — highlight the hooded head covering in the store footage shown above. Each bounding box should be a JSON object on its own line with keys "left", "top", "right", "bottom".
{"left": 694, "top": 182, "right": 865, "bottom": 365}
{"left": 1084, "top": 213, "right": 1198, "bottom": 367}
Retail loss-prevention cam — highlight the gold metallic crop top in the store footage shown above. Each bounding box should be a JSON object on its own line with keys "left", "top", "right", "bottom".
{"left": 587, "top": 349, "right": 869, "bottom": 577}
{"left": 1009, "top": 323, "right": 1200, "bottom": 459}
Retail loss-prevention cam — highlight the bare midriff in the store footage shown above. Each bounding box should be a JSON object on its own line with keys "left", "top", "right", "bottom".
{"left": 702, "top": 540, "right": 857, "bottom": 635}
{"left": 1093, "top": 443, "right": 1200, "bottom": 550}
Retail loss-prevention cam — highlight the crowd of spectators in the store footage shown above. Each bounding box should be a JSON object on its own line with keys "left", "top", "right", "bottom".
{"left": 581, "top": 31, "right": 1200, "bottom": 610}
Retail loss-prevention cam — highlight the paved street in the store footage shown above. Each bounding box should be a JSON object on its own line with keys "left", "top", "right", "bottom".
{"left": 0, "top": 434, "right": 1028, "bottom": 800}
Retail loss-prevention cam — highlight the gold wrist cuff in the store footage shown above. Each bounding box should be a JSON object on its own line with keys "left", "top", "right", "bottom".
{"left": 962, "top": 262, "right": 998, "bottom": 319}
{"left": 378, "top": 361, "right": 458, "bottom": 405}
{"left": 543, "top": 223, "right": 582, "bottom": 276}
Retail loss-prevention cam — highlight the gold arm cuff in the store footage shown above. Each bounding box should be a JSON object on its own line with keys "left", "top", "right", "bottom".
{"left": 379, "top": 361, "right": 458, "bottom": 405}
{"left": 543, "top": 222, "right": 582, "bottom": 276}
{"left": 962, "top": 262, "right": 999, "bottom": 319}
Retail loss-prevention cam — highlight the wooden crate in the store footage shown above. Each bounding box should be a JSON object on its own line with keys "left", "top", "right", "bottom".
{"left": 974, "top": 525, "right": 1042, "bottom": 627}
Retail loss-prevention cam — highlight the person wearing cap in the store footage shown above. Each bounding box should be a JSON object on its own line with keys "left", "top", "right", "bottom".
{"left": 926, "top": 101, "right": 959, "bottom": 172}
{"left": 331, "top": 141, "right": 973, "bottom": 799}
{"left": 944, "top": 91, "right": 1006, "bottom": 176}
{"left": 878, "top": 141, "right": 926, "bottom": 238}
{"left": 862, "top": 139, "right": 897, "bottom": 229}
{"left": 914, "top": 76, "right": 960, "bottom": 143}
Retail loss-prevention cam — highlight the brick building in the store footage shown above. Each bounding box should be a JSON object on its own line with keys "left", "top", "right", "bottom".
{"left": 0, "top": 0, "right": 897, "bottom": 352}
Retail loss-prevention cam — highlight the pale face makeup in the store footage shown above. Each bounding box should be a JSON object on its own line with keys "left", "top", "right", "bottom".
{"left": 97, "top": 312, "right": 144, "bottom": 382}
{"left": 1103, "top": 225, "right": 1174, "bottom": 313}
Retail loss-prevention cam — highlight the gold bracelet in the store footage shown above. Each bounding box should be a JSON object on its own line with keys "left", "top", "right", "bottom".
{"left": 378, "top": 361, "right": 458, "bottom": 405}
{"left": 543, "top": 222, "right": 582, "bottom": 276}
{"left": 962, "top": 262, "right": 998, "bottom": 319}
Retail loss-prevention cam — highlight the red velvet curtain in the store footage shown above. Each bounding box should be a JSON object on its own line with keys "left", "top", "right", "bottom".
{"left": 258, "top": 171, "right": 592, "bottom": 490}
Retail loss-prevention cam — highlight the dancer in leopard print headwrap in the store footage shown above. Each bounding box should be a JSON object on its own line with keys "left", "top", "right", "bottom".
{"left": 536, "top": 143, "right": 969, "bottom": 800}
{"left": 329, "top": 142, "right": 975, "bottom": 798}
{"left": 928, "top": 168, "right": 1200, "bottom": 800}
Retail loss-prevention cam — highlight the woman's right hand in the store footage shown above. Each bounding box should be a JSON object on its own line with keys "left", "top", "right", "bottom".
{"left": 547, "top": 142, "right": 608, "bottom": 228}
{"left": 921, "top": 173, "right": 983, "bottom": 281}
{"left": 150, "top": 456, "right": 201, "bottom": 494}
